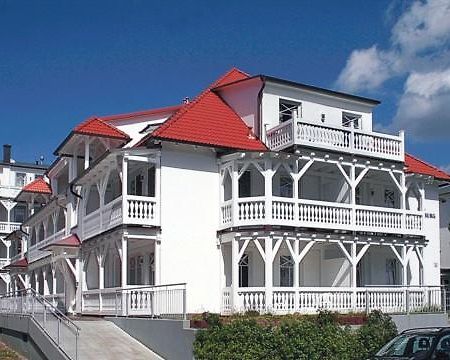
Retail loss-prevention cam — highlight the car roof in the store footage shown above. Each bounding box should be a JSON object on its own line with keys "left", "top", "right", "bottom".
{"left": 401, "top": 327, "right": 450, "bottom": 335}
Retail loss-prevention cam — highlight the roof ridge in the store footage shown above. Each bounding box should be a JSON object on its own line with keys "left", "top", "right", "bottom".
{"left": 75, "top": 117, "right": 130, "bottom": 139}
{"left": 406, "top": 152, "right": 450, "bottom": 176}
{"left": 150, "top": 68, "right": 250, "bottom": 140}
{"left": 100, "top": 104, "right": 183, "bottom": 122}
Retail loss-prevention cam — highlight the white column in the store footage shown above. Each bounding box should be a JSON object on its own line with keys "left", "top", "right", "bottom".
{"left": 264, "top": 159, "right": 273, "bottom": 222}
{"left": 43, "top": 268, "right": 49, "bottom": 296}
{"left": 84, "top": 139, "right": 90, "bottom": 170}
{"left": 154, "top": 238, "right": 160, "bottom": 285}
{"left": 121, "top": 236, "right": 128, "bottom": 288}
{"left": 231, "top": 238, "right": 239, "bottom": 311}
{"left": 232, "top": 162, "right": 239, "bottom": 226}
{"left": 401, "top": 246, "right": 408, "bottom": 286}
{"left": 154, "top": 155, "right": 161, "bottom": 224}
{"left": 122, "top": 156, "right": 128, "bottom": 221}
{"left": 293, "top": 240, "right": 300, "bottom": 312}
{"left": 265, "top": 236, "right": 273, "bottom": 312}
{"left": 52, "top": 268, "right": 57, "bottom": 295}
{"left": 351, "top": 243, "right": 357, "bottom": 310}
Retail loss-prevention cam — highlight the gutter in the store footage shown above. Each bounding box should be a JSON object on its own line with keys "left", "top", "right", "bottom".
{"left": 256, "top": 75, "right": 266, "bottom": 139}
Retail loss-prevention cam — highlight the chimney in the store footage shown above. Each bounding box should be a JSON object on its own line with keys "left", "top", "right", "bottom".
{"left": 3, "top": 144, "right": 11, "bottom": 163}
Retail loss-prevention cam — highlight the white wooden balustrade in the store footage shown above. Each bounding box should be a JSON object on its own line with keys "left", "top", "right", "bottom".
{"left": 225, "top": 286, "right": 444, "bottom": 315}
{"left": 0, "top": 221, "right": 21, "bottom": 234}
{"left": 222, "top": 196, "right": 423, "bottom": 235}
{"left": 28, "top": 229, "right": 66, "bottom": 262}
{"left": 81, "top": 283, "right": 186, "bottom": 319}
{"left": 82, "top": 195, "right": 159, "bottom": 240}
{"left": 266, "top": 119, "right": 404, "bottom": 161}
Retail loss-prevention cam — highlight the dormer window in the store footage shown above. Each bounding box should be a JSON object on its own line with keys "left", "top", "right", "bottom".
{"left": 279, "top": 99, "right": 301, "bottom": 123}
{"left": 342, "top": 112, "right": 361, "bottom": 129}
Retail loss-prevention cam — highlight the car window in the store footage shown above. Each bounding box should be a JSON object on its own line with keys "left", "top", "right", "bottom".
{"left": 377, "top": 334, "right": 436, "bottom": 357}
{"left": 432, "top": 335, "right": 450, "bottom": 359}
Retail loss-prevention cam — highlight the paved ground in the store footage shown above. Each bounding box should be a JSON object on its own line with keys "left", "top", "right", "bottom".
{"left": 73, "top": 318, "right": 164, "bottom": 360}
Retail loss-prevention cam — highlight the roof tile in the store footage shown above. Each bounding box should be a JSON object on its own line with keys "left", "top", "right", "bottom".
{"left": 22, "top": 177, "right": 52, "bottom": 194}
{"left": 405, "top": 153, "right": 450, "bottom": 181}
{"left": 74, "top": 117, "right": 130, "bottom": 140}
{"left": 141, "top": 68, "right": 267, "bottom": 151}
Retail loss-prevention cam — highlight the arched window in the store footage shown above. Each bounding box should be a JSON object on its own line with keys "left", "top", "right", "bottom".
{"left": 272, "top": 165, "right": 293, "bottom": 198}
{"left": 56, "top": 209, "right": 65, "bottom": 232}
{"left": 222, "top": 170, "right": 232, "bottom": 201}
{"left": 38, "top": 224, "right": 45, "bottom": 243}
{"left": 104, "top": 170, "right": 122, "bottom": 204}
{"left": 86, "top": 185, "right": 100, "bottom": 215}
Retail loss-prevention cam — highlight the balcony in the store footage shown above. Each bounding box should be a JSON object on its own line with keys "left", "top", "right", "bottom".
{"left": 222, "top": 286, "right": 443, "bottom": 315}
{"left": 0, "top": 222, "right": 21, "bottom": 234}
{"left": 266, "top": 119, "right": 404, "bottom": 162}
{"left": 28, "top": 229, "right": 65, "bottom": 263}
{"left": 82, "top": 195, "right": 159, "bottom": 240}
{"left": 220, "top": 197, "right": 423, "bottom": 236}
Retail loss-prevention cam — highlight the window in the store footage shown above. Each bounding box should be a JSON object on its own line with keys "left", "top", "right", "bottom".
{"left": 13, "top": 205, "right": 26, "bottom": 223}
{"left": 15, "top": 173, "right": 27, "bottom": 187}
{"left": 239, "top": 254, "right": 249, "bottom": 287}
{"left": 279, "top": 99, "right": 301, "bottom": 123}
{"left": 342, "top": 112, "right": 361, "bottom": 129}
{"left": 386, "top": 259, "right": 398, "bottom": 285}
{"left": 280, "top": 255, "right": 294, "bottom": 287}
{"left": 280, "top": 176, "right": 293, "bottom": 198}
{"left": 384, "top": 188, "right": 396, "bottom": 208}
{"left": 239, "top": 171, "right": 251, "bottom": 198}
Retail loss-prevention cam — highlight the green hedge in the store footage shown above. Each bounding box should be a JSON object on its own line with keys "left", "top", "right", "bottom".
{"left": 193, "top": 310, "right": 397, "bottom": 360}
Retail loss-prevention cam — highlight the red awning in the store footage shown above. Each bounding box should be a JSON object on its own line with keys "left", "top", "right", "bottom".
{"left": 39, "top": 234, "right": 81, "bottom": 251}
{"left": 3, "top": 257, "right": 28, "bottom": 270}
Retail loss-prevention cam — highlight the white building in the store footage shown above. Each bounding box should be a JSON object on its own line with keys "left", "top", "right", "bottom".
{"left": 5, "top": 68, "right": 448, "bottom": 316}
{"left": 0, "top": 144, "right": 48, "bottom": 293}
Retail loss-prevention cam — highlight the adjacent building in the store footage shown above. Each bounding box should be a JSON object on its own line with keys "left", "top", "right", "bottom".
{"left": 5, "top": 68, "right": 449, "bottom": 315}
{"left": 0, "top": 144, "right": 48, "bottom": 293}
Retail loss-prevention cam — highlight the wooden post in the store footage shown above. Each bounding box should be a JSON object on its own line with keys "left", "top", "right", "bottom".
{"left": 265, "top": 236, "right": 273, "bottom": 312}
{"left": 231, "top": 237, "right": 239, "bottom": 312}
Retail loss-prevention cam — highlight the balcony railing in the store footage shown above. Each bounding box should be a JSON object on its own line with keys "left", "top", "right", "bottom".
{"left": 0, "top": 221, "right": 21, "bottom": 234}
{"left": 222, "top": 286, "right": 444, "bottom": 315}
{"left": 81, "top": 283, "right": 186, "bottom": 319}
{"left": 82, "top": 195, "right": 159, "bottom": 240}
{"left": 220, "top": 197, "right": 423, "bottom": 235}
{"left": 28, "top": 229, "right": 66, "bottom": 263}
{"left": 266, "top": 120, "right": 404, "bottom": 162}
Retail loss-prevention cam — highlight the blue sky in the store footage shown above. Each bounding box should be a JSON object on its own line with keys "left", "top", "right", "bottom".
{"left": 1, "top": 0, "right": 449, "bottom": 168}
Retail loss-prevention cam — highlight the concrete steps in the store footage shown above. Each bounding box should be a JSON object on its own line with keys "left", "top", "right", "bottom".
{"left": 73, "top": 318, "right": 164, "bottom": 360}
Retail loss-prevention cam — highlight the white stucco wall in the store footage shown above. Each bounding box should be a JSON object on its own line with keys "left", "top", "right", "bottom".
{"left": 261, "top": 83, "right": 376, "bottom": 139}
{"left": 439, "top": 193, "right": 450, "bottom": 270}
{"left": 216, "top": 78, "right": 262, "bottom": 136}
{"left": 422, "top": 184, "right": 441, "bottom": 286}
{"left": 159, "top": 143, "right": 222, "bottom": 313}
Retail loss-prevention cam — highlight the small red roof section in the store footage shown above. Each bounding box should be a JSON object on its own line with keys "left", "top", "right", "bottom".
{"left": 39, "top": 234, "right": 80, "bottom": 251}
{"left": 21, "top": 177, "right": 52, "bottom": 194}
{"left": 74, "top": 117, "right": 130, "bottom": 140}
{"left": 101, "top": 105, "right": 183, "bottom": 123}
{"left": 141, "top": 68, "right": 267, "bottom": 151}
{"left": 4, "top": 257, "right": 28, "bottom": 270}
{"left": 405, "top": 153, "right": 450, "bottom": 181}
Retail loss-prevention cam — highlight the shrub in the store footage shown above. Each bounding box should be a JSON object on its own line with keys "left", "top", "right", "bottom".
{"left": 193, "top": 310, "right": 398, "bottom": 360}
{"left": 356, "top": 310, "right": 398, "bottom": 358}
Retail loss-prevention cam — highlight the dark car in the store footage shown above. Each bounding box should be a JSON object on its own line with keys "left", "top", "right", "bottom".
{"left": 373, "top": 327, "right": 450, "bottom": 359}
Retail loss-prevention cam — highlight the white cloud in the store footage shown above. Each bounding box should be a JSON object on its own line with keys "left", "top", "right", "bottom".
{"left": 336, "top": 0, "right": 450, "bottom": 140}
{"left": 336, "top": 46, "right": 395, "bottom": 92}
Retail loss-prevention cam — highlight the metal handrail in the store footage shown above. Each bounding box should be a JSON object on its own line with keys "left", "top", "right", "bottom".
{"left": 0, "top": 288, "right": 80, "bottom": 359}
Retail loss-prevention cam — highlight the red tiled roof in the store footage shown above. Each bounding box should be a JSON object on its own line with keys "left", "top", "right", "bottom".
{"left": 139, "top": 68, "right": 267, "bottom": 151}
{"left": 22, "top": 178, "right": 52, "bottom": 194}
{"left": 39, "top": 234, "right": 80, "bottom": 251}
{"left": 101, "top": 105, "right": 183, "bottom": 122}
{"left": 4, "top": 257, "right": 28, "bottom": 269}
{"left": 74, "top": 117, "right": 130, "bottom": 140}
{"left": 405, "top": 153, "right": 450, "bottom": 181}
